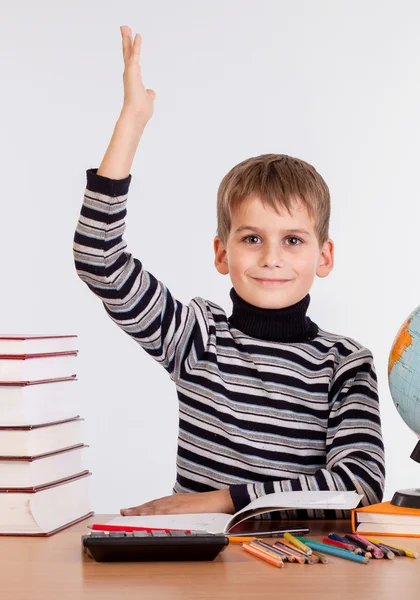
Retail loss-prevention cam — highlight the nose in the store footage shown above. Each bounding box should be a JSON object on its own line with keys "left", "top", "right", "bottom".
{"left": 258, "top": 243, "right": 285, "bottom": 268}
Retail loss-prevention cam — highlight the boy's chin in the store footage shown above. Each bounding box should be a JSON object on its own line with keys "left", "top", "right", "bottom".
{"left": 235, "top": 287, "right": 306, "bottom": 310}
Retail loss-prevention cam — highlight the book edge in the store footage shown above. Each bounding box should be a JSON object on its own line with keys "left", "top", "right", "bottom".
{"left": 0, "top": 470, "right": 91, "bottom": 493}
{"left": 0, "top": 511, "right": 93, "bottom": 536}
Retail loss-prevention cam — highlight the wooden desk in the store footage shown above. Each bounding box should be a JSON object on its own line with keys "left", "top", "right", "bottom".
{"left": 2, "top": 515, "right": 420, "bottom": 600}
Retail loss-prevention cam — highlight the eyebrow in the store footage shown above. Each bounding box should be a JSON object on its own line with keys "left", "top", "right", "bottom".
{"left": 234, "top": 225, "right": 312, "bottom": 236}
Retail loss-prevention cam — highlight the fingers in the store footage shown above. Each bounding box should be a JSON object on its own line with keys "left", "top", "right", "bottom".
{"left": 120, "top": 506, "right": 140, "bottom": 516}
{"left": 120, "top": 25, "right": 142, "bottom": 65}
{"left": 120, "top": 25, "right": 132, "bottom": 64}
{"left": 120, "top": 501, "right": 155, "bottom": 516}
{"left": 132, "top": 33, "right": 142, "bottom": 61}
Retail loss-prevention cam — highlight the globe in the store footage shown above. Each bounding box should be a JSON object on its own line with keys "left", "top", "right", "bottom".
{"left": 388, "top": 305, "right": 420, "bottom": 508}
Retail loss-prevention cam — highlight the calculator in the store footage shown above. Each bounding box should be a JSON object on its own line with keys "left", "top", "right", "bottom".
{"left": 82, "top": 530, "right": 229, "bottom": 562}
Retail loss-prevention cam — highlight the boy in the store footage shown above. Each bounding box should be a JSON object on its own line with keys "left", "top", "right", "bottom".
{"left": 73, "top": 26, "right": 385, "bottom": 519}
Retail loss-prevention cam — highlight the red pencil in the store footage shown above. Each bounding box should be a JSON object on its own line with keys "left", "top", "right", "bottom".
{"left": 88, "top": 523, "right": 193, "bottom": 534}
{"left": 322, "top": 537, "right": 359, "bottom": 552}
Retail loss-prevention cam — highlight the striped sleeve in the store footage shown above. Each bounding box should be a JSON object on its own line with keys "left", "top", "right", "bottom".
{"left": 73, "top": 168, "right": 210, "bottom": 381}
{"left": 229, "top": 348, "right": 386, "bottom": 514}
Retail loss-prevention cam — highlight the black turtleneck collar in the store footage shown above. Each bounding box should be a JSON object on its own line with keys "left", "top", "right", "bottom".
{"left": 228, "top": 288, "right": 319, "bottom": 343}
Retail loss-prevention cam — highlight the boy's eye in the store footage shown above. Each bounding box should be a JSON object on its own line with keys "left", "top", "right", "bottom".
{"left": 284, "top": 236, "right": 302, "bottom": 246}
{"left": 243, "top": 235, "right": 261, "bottom": 244}
{"left": 241, "top": 235, "right": 303, "bottom": 246}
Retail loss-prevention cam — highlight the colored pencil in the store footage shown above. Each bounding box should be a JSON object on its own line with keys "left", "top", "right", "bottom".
{"left": 311, "top": 550, "right": 329, "bottom": 564}
{"left": 273, "top": 541, "right": 306, "bottom": 563}
{"left": 251, "top": 541, "right": 291, "bottom": 562}
{"left": 328, "top": 533, "right": 362, "bottom": 553}
{"left": 275, "top": 540, "right": 318, "bottom": 564}
{"left": 284, "top": 532, "right": 313, "bottom": 555}
{"left": 351, "top": 534, "right": 384, "bottom": 559}
{"left": 242, "top": 543, "right": 284, "bottom": 567}
{"left": 323, "top": 537, "right": 357, "bottom": 551}
{"left": 365, "top": 537, "right": 418, "bottom": 559}
{"left": 373, "top": 542, "right": 404, "bottom": 557}
{"left": 345, "top": 534, "right": 383, "bottom": 558}
{"left": 295, "top": 537, "right": 370, "bottom": 564}
{"left": 374, "top": 544, "right": 395, "bottom": 560}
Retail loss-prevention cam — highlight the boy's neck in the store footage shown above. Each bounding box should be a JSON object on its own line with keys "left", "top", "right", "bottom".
{"left": 228, "top": 288, "right": 318, "bottom": 342}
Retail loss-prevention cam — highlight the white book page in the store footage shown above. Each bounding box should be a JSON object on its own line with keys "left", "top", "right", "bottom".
{"left": 224, "top": 490, "right": 363, "bottom": 531}
{"left": 359, "top": 512, "right": 420, "bottom": 525}
{"left": 357, "top": 522, "right": 420, "bottom": 534}
{"left": 237, "top": 490, "right": 362, "bottom": 514}
{"left": 103, "top": 513, "right": 232, "bottom": 534}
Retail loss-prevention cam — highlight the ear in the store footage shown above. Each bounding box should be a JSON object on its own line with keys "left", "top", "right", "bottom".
{"left": 214, "top": 236, "right": 229, "bottom": 275}
{"left": 316, "top": 238, "right": 334, "bottom": 278}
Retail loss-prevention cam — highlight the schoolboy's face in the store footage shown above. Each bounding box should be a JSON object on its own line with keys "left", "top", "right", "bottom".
{"left": 214, "top": 196, "right": 334, "bottom": 309}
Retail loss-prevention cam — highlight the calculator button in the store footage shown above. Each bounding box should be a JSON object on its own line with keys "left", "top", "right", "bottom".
{"left": 90, "top": 531, "right": 107, "bottom": 537}
{"left": 133, "top": 531, "right": 149, "bottom": 537}
{"left": 169, "top": 531, "right": 187, "bottom": 536}
{"left": 109, "top": 532, "right": 126, "bottom": 537}
{"left": 151, "top": 530, "right": 169, "bottom": 537}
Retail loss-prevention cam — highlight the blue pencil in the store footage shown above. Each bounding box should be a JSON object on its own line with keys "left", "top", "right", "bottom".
{"left": 295, "top": 537, "right": 369, "bottom": 564}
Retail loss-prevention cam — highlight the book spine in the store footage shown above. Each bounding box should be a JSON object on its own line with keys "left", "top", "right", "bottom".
{"left": 351, "top": 508, "right": 357, "bottom": 533}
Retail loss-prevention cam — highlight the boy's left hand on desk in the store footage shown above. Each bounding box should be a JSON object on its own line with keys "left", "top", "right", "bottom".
{"left": 120, "top": 488, "right": 235, "bottom": 516}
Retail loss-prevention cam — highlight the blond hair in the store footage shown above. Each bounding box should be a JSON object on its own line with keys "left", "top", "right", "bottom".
{"left": 216, "top": 153, "right": 330, "bottom": 245}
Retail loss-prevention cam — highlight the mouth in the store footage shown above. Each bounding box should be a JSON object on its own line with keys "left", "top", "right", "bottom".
{"left": 252, "top": 278, "right": 292, "bottom": 287}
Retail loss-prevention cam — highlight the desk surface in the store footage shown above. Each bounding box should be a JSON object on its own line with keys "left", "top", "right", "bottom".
{"left": 2, "top": 515, "right": 420, "bottom": 600}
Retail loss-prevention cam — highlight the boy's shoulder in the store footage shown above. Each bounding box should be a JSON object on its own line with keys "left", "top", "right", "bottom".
{"left": 189, "top": 295, "right": 227, "bottom": 318}
{"left": 315, "top": 325, "right": 374, "bottom": 365}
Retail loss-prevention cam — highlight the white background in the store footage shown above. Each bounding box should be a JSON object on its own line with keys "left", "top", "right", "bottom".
{"left": 2, "top": 0, "right": 420, "bottom": 512}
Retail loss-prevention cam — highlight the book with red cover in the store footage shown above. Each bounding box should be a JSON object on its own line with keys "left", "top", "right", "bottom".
{"left": 0, "top": 416, "right": 84, "bottom": 457}
{"left": 0, "top": 443, "right": 88, "bottom": 488}
{"left": 0, "top": 352, "right": 78, "bottom": 383}
{"left": 0, "top": 335, "right": 78, "bottom": 355}
{"left": 0, "top": 377, "right": 78, "bottom": 426}
{"left": 352, "top": 500, "right": 420, "bottom": 537}
{"left": 0, "top": 471, "right": 93, "bottom": 536}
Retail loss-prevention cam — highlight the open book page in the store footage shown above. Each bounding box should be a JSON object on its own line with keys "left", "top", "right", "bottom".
{"left": 101, "top": 490, "right": 363, "bottom": 534}
{"left": 224, "top": 490, "right": 364, "bottom": 531}
{"left": 103, "top": 513, "right": 232, "bottom": 534}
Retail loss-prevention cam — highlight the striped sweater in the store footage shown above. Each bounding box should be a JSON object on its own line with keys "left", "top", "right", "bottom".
{"left": 73, "top": 168, "right": 385, "bottom": 518}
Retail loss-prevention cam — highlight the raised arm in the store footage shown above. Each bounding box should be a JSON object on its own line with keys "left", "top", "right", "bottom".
{"left": 73, "top": 27, "right": 210, "bottom": 380}
{"left": 96, "top": 27, "right": 155, "bottom": 180}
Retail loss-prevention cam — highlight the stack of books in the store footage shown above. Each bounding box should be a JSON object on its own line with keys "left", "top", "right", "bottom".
{"left": 352, "top": 501, "right": 420, "bottom": 537}
{"left": 0, "top": 335, "right": 93, "bottom": 536}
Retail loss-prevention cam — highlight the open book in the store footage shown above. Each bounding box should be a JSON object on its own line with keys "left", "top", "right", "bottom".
{"left": 94, "top": 490, "right": 363, "bottom": 535}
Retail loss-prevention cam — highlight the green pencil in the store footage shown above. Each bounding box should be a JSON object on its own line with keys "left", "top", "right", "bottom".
{"left": 295, "top": 537, "right": 369, "bottom": 564}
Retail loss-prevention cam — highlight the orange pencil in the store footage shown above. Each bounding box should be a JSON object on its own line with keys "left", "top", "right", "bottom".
{"left": 250, "top": 541, "right": 292, "bottom": 562}
{"left": 281, "top": 540, "right": 318, "bottom": 563}
{"left": 243, "top": 543, "right": 284, "bottom": 568}
{"left": 252, "top": 540, "right": 293, "bottom": 562}
{"left": 274, "top": 540, "right": 312, "bottom": 564}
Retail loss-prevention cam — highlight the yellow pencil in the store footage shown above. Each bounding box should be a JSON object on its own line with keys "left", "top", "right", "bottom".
{"left": 284, "top": 532, "right": 313, "bottom": 555}
{"left": 365, "top": 537, "right": 418, "bottom": 559}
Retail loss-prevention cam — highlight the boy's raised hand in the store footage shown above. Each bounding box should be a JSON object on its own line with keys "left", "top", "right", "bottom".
{"left": 120, "top": 25, "right": 156, "bottom": 121}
